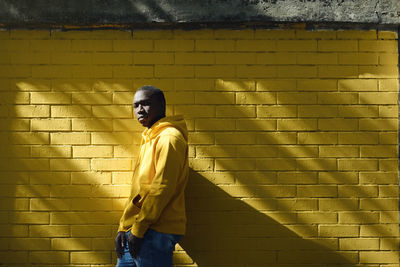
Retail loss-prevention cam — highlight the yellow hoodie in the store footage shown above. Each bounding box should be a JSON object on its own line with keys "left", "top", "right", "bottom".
{"left": 118, "top": 115, "right": 189, "bottom": 238}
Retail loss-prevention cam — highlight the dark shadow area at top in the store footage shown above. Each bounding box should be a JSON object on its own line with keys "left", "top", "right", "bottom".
{"left": 181, "top": 169, "right": 356, "bottom": 267}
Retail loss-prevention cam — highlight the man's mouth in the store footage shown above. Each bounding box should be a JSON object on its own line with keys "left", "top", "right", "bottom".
{"left": 137, "top": 116, "right": 147, "bottom": 123}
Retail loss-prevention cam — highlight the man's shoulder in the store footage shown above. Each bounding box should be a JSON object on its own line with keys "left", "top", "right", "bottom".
{"left": 158, "top": 127, "right": 186, "bottom": 144}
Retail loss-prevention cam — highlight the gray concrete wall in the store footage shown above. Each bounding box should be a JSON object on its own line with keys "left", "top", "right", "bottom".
{"left": 0, "top": 0, "right": 399, "bottom": 28}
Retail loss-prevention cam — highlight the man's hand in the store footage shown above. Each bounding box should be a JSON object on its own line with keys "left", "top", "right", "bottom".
{"left": 128, "top": 232, "right": 143, "bottom": 259}
{"left": 115, "top": 231, "right": 127, "bottom": 259}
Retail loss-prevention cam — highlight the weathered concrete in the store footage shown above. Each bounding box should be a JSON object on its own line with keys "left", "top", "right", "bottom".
{"left": 0, "top": 0, "right": 399, "bottom": 28}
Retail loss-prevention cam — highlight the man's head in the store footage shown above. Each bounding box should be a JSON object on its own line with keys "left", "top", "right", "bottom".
{"left": 133, "top": 85, "right": 166, "bottom": 128}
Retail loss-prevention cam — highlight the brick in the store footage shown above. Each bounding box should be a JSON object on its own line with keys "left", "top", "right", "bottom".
{"left": 319, "top": 199, "right": 359, "bottom": 211}
{"left": 30, "top": 251, "right": 69, "bottom": 264}
{"left": 360, "top": 172, "right": 398, "bottom": 184}
{"left": 319, "top": 172, "right": 358, "bottom": 184}
{"left": 0, "top": 66, "right": 30, "bottom": 78}
{"left": 215, "top": 132, "right": 256, "bottom": 144}
{"left": 361, "top": 224, "right": 399, "bottom": 237}
{"left": 134, "top": 30, "right": 172, "bottom": 39}
{"left": 360, "top": 145, "right": 397, "bottom": 157}
{"left": 51, "top": 52, "right": 92, "bottom": 64}
{"left": 339, "top": 106, "right": 378, "bottom": 118}
{"left": 296, "top": 30, "right": 336, "bottom": 39}
{"left": 319, "top": 226, "right": 359, "bottom": 237}
{"left": 31, "top": 119, "right": 71, "bottom": 131}
{"left": 174, "top": 105, "right": 214, "bottom": 118}
{"left": 215, "top": 29, "right": 254, "bottom": 39}
{"left": 338, "top": 159, "right": 378, "bottom": 171}
{"left": 256, "top": 53, "right": 296, "bottom": 65}
{"left": 50, "top": 159, "right": 90, "bottom": 171}
{"left": 113, "top": 66, "right": 154, "bottom": 78}
{"left": 360, "top": 251, "right": 399, "bottom": 264}
{"left": 92, "top": 159, "right": 131, "bottom": 171}
{"left": 257, "top": 79, "right": 296, "bottom": 91}
{"left": 379, "top": 106, "right": 398, "bottom": 118}
{"left": 378, "top": 31, "right": 398, "bottom": 39}
{"left": 338, "top": 53, "right": 378, "bottom": 65}
{"left": 359, "top": 66, "right": 398, "bottom": 78}
{"left": 29, "top": 225, "right": 70, "bottom": 237}
{"left": 318, "top": 40, "right": 358, "bottom": 51}
{"left": 379, "top": 159, "right": 398, "bottom": 171}
{"left": 337, "top": 30, "right": 377, "bottom": 39}
{"left": 360, "top": 199, "right": 398, "bottom": 211}
{"left": 297, "top": 212, "right": 337, "bottom": 223}
{"left": 31, "top": 146, "right": 71, "bottom": 158}
{"left": 297, "top": 53, "right": 337, "bottom": 65}
{"left": 339, "top": 185, "right": 378, "bottom": 197}
{"left": 92, "top": 105, "right": 132, "bottom": 118}
{"left": 258, "top": 105, "right": 297, "bottom": 117}
{"left": 30, "top": 172, "right": 70, "bottom": 184}
{"left": 236, "top": 40, "right": 275, "bottom": 51}
{"left": 155, "top": 40, "right": 194, "bottom": 51}
{"left": 216, "top": 106, "right": 255, "bottom": 118}
{"left": 215, "top": 159, "right": 256, "bottom": 171}
{"left": 256, "top": 132, "right": 297, "bottom": 145}
{"left": 70, "top": 251, "right": 112, "bottom": 264}
{"left": 278, "top": 145, "right": 319, "bottom": 158}
{"left": 298, "top": 185, "right": 337, "bottom": 197}
{"left": 71, "top": 92, "right": 112, "bottom": 104}
{"left": 51, "top": 133, "right": 90, "bottom": 144}
{"left": 91, "top": 132, "right": 133, "bottom": 144}
{"left": 277, "top": 119, "right": 317, "bottom": 131}
{"left": 113, "top": 40, "right": 152, "bottom": 51}
{"left": 319, "top": 66, "right": 358, "bottom": 78}
{"left": 195, "top": 65, "right": 235, "bottom": 78}
{"left": 279, "top": 66, "right": 318, "bottom": 78}
{"left": 51, "top": 105, "right": 92, "bottom": 117}
{"left": 339, "top": 132, "right": 378, "bottom": 144}
{"left": 359, "top": 40, "right": 398, "bottom": 52}
{"left": 256, "top": 159, "right": 296, "bottom": 170}
{"left": 52, "top": 237, "right": 91, "bottom": 250}
{"left": 175, "top": 52, "right": 215, "bottom": 65}
{"left": 379, "top": 132, "right": 398, "bottom": 144}
{"left": 93, "top": 52, "right": 132, "bottom": 64}
{"left": 359, "top": 92, "right": 397, "bottom": 104}
{"left": 9, "top": 211, "right": 49, "bottom": 224}
{"left": 10, "top": 132, "right": 49, "bottom": 144}
{"left": 237, "top": 92, "right": 275, "bottom": 104}
{"left": 340, "top": 238, "right": 379, "bottom": 250}
{"left": 256, "top": 29, "right": 296, "bottom": 39}
{"left": 379, "top": 185, "right": 398, "bottom": 197}
{"left": 11, "top": 52, "right": 50, "bottom": 64}
{"left": 380, "top": 211, "right": 399, "bottom": 223}
{"left": 319, "top": 146, "right": 358, "bottom": 157}
{"left": 73, "top": 146, "right": 113, "bottom": 158}
{"left": 71, "top": 225, "right": 111, "bottom": 237}
{"left": 72, "top": 40, "right": 112, "bottom": 51}
{"left": 195, "top": 119, "right": 235, "bottom": 131}
{"left": 318, "top": 92, "right": 358, "bottom": 104}
{"left": 379, "top": 53, "right": 398, "bottom": 65}
{"left": 236, "top": 119, "right": 276, "bottom": 131}
{"left": 173, "top": 29, "right": 213, "bottom": 39}
{"left": 318, "top": 118, "right": 358, "bottom": 131}
{"left": 298, "top": 105, "right": 338, "bottom": 117}
{"left": 276, "top": 40, "right": 317, "bottom": 51}
{"left": 237, "top": 145, "right": 278, "bottom": 158}
{"left": 12, "top": 105, "right": 50, "bottom": 117}
{"left": 216, "top": 52, "right": 256, "bottom": 64}
{"left": 71, "top": 171, "right": 112, "bottom": 184}
{"left": 189, "top": 159, "right": 213, "bottom": 171}
{"left": 72, "top": 119, "right": 113, "bottom": 131}
{"left": 31, "top": 40, "right": 71, "bottom": 51}
{"left": 31, "top": 92, "right": 71, "bottom": 104}
{"left": 195, "top": 92, "right": 234, "bottom": 104}
{"left": 278, "top": 92, "right": 317, "bottom": 104}
{"left": 196, "top": 145, "right": 236, "bottom": 158}
{"left": 359, "top": 119, "right": 397, "bottom": 131}
{"left": 0, "top": 40, "right": 29, "bottom": 51}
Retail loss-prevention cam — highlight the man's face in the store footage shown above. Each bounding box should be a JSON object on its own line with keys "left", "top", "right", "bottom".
{"left": 133, "top": 90, "right": 163, "bottom": 128}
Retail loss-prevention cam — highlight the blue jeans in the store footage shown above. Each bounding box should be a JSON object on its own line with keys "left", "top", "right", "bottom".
{"left": 116, "top": 229, "right": 182, "bottom": 267}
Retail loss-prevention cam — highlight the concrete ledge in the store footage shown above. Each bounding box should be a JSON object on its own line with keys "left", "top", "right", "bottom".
{"left": 0, "top": 0, "right": 399, "bottom": 28}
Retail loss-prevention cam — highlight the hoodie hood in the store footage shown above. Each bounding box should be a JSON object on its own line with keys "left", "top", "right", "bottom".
{"left": 142, "top": 115, "right": 188, "bottom": 142}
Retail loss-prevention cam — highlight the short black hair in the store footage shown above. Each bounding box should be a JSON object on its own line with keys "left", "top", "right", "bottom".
{"left": 137, "top": 85, "right": 166, "bottom": 114}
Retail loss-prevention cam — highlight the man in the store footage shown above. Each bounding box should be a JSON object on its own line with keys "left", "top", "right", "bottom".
{"left": 115, "top": 85, "right": 189, "bottom": 267}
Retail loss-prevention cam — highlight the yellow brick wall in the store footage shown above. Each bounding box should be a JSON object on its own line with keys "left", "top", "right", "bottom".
{"left": 0, "top": 28, "right": 398, "bottom": 266}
